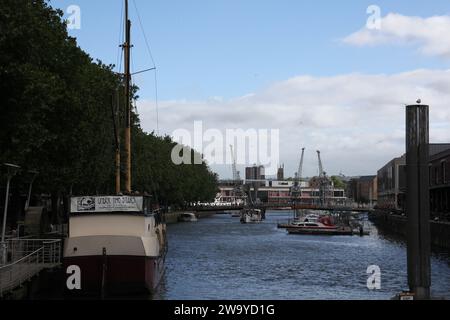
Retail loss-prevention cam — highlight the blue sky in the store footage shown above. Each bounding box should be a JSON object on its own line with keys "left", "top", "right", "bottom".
{"left": 50, "top": 1, "right": 450, "bottom": 178}
{"left": 53, "top": 0, "right": 450, "bottom": 100}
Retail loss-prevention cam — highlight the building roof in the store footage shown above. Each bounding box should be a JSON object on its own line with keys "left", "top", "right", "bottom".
{"left": 430, "top": 146, "right": 450, "bottom": 161}
{"left": 378, "top": 143, "right": 450, "bottom": 173}
{"left": 358, "top": 175, "right": 377, "bottom": 182}
{"left": 429, "top": 144, "right": 450, "bottom": 157}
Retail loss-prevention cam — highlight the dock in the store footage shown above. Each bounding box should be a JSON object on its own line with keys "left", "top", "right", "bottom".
{"left": 0, "top": 238, "right": 61, "bottom": 298}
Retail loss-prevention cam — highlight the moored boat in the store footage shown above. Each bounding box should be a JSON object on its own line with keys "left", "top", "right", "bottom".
{"left": 277, "top": 212, "right": 320, "bottom": 228}
{"left": 286, "top": 224, "right": 353, "bottom": 235}
{"left": 178, "top": 212, "right": 198, "bottom": 222}
{"left": 286, "top": 215, "right": 353, "bottom": 236}
{"left": 240, "top": 208, "right": 263, "bottom": 224}
{"left": 63, "top": 1, "right": 167, "bottom": 297}
{"left": 230, "top": 210, "right": 241, "bottom": 217}
{"left": 63, "top": 195, "right": 167, "bottom": 295}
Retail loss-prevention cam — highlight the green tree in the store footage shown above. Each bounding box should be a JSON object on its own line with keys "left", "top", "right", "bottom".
{"left": 0, "top": 0, "right": 218, "bottom": 216}
{"left": 331, "top": 176, "right": 346, "bottom": 189}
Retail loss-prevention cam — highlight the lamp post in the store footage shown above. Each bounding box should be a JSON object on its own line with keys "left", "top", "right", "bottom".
{"left": 1, "top": 163, "right": 21, "bottom": 265}
{"left": 25, "top": 170, "right": 39, "bottom": 212}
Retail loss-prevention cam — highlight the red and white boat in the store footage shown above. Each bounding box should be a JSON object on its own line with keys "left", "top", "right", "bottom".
{"left": 286, "top": 215, "right": 353, "bottom": 235}
{"left": 63, "top": 1, "right": 167, "bottom": 297}
{"left": 63, "top": 195, "right": 167, "bottom": 296}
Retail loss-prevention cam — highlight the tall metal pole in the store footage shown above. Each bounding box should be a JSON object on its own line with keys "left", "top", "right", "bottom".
{"left": 1, "top": 176, "right": 12, "bottom": 264}
{"left": 1, "top": 164, "right": 20, "bottom": 265}
{"left": 405, "top": 104, "right": 431, "bottom": 300}
{"left": 124, "top": 0, "right": 132, "bottom": 193}
{"left": 25, "top": 171, "right": 38, "bottom": 212}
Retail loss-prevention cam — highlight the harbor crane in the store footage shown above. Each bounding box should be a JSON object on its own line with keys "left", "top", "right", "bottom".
{"left": 230, "top": 145, "right": 240, "bottom": 183}
{"left": 297, "top": 147, "right": 305, "bottom": 184}
{"left": 290, "top": 147, "right": 305, "bottom": 205}
{"left": 230, "top": 145, "right": 245, "bottom": 203}
{"left": 317, "top": 150, "right": 325, "bottom": 177}
{"left": 316, "top": 150, "right": 331, "bottom": 206}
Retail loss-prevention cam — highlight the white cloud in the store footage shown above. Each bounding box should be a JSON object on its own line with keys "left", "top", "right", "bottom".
{"left": 343, "top": 13, "right": 450, "bottom": 58}
{"left": 137, "top": 69, "right": 450, "bottom": 179}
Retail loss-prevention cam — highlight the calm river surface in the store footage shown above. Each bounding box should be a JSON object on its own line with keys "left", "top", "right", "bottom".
{"left": 156, "top": 211, "right": 450, "bottom": 300}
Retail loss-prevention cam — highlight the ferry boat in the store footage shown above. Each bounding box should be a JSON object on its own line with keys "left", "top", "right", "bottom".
{"left": 64, "top": 195, "right": 167, "bottom": 295}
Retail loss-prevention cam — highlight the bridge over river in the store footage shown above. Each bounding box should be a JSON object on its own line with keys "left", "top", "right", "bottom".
{"left": 187, "top": 203, "right": 374, "bottom": 213}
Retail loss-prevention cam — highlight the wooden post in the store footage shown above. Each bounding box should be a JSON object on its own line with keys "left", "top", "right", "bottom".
{"left": 405, "top": 104, "right": 431, "bottom": 300}
{"left": 101, "top": 247, "right": 107, "bottom": 299}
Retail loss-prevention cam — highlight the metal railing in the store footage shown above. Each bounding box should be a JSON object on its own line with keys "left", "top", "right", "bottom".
{"left": 0, "top": 239, "right": 61, "bottom": 297}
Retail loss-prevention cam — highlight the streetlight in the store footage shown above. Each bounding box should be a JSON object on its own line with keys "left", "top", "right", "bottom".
{"left": 25, "top": 170, "right": 39, "bottom": 212}
{"left": 1, "top": 163, "right": 21, "bottom": 265}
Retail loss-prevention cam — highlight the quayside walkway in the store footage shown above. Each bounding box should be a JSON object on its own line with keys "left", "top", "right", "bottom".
{"left": 0, "top": 239, "right": 62, "bottom": 297}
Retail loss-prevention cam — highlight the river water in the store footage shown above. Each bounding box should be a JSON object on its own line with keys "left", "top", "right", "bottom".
{"left": 156, "top": 211, "right": 450, "bottom": 300}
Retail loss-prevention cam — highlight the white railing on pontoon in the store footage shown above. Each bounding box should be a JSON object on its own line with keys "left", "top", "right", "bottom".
{"left": 0, "top": 239, "right": 61, "bottom": 297}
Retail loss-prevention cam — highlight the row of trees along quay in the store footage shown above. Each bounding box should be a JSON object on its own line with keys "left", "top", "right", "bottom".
{"left": 0, "top": 0, "right": 219, "bottom": 227}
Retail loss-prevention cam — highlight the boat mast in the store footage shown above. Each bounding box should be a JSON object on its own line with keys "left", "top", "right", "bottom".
{"left": 115, "top": 128, "right": 121, "bottom": 194}
{"left": 123, "top": 0, "right": 132, "bottom": 193}
{"left": 112, "top": 93, "right": 121, "bottom": 194}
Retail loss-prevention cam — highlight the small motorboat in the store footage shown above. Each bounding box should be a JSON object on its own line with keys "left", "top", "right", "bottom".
{"left": 178, "top": 212, "right": 198, "bottom": 222}
{"left": 277, "top": 213, "right": 320, "bottom": 229}
{"left": 286, "top": 215, "right": 353, "bottom": 235}
{"left": 230, "top": 210, "right": 241, "bottom": 218}
{"left": 240, "top": 209, "right": 263, "bottom": 224}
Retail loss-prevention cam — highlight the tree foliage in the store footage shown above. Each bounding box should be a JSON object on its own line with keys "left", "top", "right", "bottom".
{"left": 331, "top": 176, "right": 346, "bottom": 189}
{"left": 0, "top": 0, "right": 218, "bottom": 206}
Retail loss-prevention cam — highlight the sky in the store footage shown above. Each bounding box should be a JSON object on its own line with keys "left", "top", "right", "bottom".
{"left": 51, "top": 0, "right": 450, "bottom": 179}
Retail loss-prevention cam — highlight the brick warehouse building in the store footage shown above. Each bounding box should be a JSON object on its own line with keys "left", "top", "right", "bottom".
{"left": 377, "top": 143, "right": 450, "bottom": 220}
{"left": 430, "top": 148, "right": 450, "bottom": 220}
{"left": 348, "top": 176, "right": 377, "bottom": 205}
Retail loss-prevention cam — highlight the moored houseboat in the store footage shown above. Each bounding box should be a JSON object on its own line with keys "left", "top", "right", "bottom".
{"left": 64, "top": 195, "right": 167, "bottom": 295}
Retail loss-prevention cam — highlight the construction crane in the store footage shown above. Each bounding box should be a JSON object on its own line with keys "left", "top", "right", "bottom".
{"left": 316, "top": 150, "right": 330, "bottom": 206}
{"left": 288, "top": 147, "right": 305, "bottom": 219}
{"left": 297, "top": 147, "right": 305, "bottom": 184}
{"left": 290, "top": 147, "right": 305, "bottom": 206}
{"left": 230, "top": 145, "right": 240, "bottom": 182}
{"left": 230, "top": 145, "right": 244, "bottom": 204}
{"left": 317, "top": 150, "right": 325, "bottom": 177}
